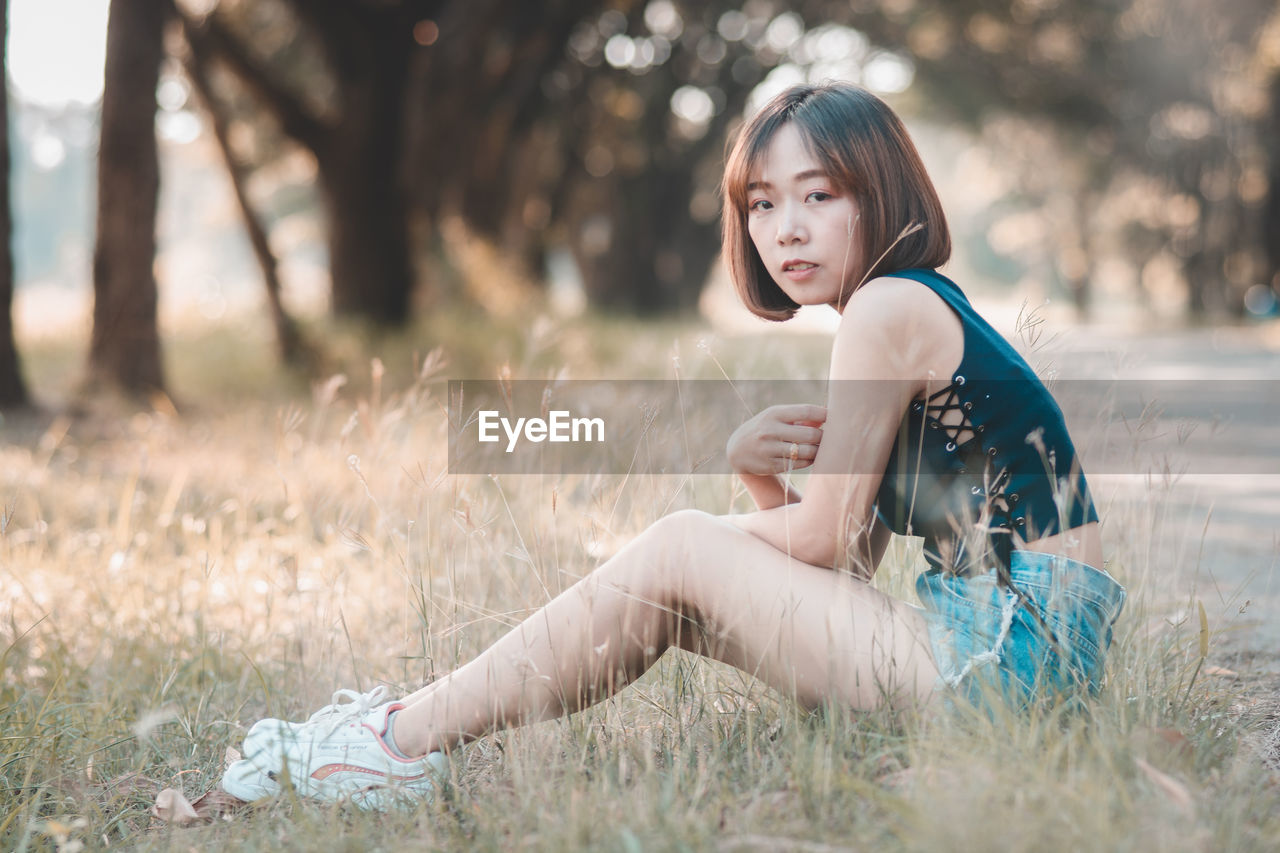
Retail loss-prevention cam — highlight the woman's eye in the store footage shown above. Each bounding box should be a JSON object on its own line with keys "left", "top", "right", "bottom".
{"left": 806, "top": 190, "right": 833, "bottom": 203}
{"left": 748, "top": 199, "right": 772, "bottom": 212}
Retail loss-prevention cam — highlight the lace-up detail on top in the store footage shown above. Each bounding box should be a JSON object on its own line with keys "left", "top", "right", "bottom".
{"left": 873, "top": 269, "right": 1097, "bottom": 578}
{"left": 910, "top": 379, "right": 1016, "bottom": 574}
{"left": 918, "top": 377, "right": 979, "bottom": 451}
{"left": 307, "top": 685, "right": 392, "bottom": 738}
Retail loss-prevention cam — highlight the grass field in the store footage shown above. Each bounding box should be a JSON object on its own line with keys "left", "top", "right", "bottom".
{"left": 2, "top": 309, "right": 1278, "bottom": 851}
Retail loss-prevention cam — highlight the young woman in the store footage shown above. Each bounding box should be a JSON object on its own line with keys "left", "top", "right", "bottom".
{"left": 222, "top": 82, "right": 1126, "bottom": 810}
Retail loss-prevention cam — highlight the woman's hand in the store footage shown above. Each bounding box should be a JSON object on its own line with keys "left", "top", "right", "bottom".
{"left": 727, "top": 404, "right": 827, "bottom": 476}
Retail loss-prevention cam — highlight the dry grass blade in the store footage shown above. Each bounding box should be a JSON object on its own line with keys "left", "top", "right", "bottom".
{"left": 1135, "top": 757, "right": 1196, "bottom": 817}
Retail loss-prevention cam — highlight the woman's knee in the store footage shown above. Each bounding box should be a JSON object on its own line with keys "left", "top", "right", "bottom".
{"left": 616, "top": 510, "right": 732, "bottom": 596}
{"left": 650, "top": 507, "right": 717, "bottom": 532}
{"left": 641, "top": 509, "right": 732, "bottom": 558}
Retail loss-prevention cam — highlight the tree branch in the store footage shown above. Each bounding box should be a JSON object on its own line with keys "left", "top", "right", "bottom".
{"left": 182, "top": 10, "right": 331, "bottom": 154}
{"left": 179, "top": 13, "right": 312, "bottom": 369}
{"left": 489, "top": 0, "right": 600, "bottom": 137}
{"left": 276, "top": 0, "right": 450, "bottom": 79}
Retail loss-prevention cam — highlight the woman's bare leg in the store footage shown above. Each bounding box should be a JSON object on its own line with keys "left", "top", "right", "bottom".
{"left": 390, "top": 510, "right": 938, "bottom": 757}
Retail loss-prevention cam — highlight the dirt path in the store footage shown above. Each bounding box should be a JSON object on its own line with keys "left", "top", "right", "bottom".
{"left": 1041, "top": 322, "right": 1280, "bottom": 678}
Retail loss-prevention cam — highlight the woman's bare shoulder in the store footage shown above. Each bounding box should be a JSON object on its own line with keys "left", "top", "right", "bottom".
{"left": 841, "top": 276, "right": 960, "bottom": 337}
{"left": 833, "top": 276, "right": 963, "bottom": 380}
{"left": 846, "top": 275, "right": 952, "bottom": 318}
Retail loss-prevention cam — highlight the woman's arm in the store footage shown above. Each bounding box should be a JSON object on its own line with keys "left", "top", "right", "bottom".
{"left": 737, "top": 472, "right": 803, "bottom": 510}
{"left": 731, "top": 279, "right": 933, "bottom": 575}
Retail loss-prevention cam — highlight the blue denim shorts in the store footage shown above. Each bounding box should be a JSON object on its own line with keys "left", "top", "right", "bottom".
{"left": 916, "top": 551, "right": 1127, "bottom": 711}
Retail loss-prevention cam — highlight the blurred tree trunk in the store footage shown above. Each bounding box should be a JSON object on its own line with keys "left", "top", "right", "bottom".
{"left": 321, "top": 18, "right": 414, "bottom": 323}
{"left": 567, "top": 24, "right": 762, "bottom": 315}
{"left": 0, "top": 0, "right": 27, "bottom": 409}
{"left": 574, "top": 164, "right": 722, "bottom": 314}
{"left": 88, "top": 0, "right": 169, "bottom": 396}
{"left": 194, "top": 0, "right": 606, "bottom": 323}
{"left": 190, "top": 3, "right": 418, "bottom": 326}
{"left": 427, "top": 0, "right": 599, "bottom": 275}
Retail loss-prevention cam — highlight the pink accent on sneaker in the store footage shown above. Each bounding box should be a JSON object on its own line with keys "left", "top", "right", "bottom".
{"left": 310, "top": 762, "right": 428, "bottom": 783}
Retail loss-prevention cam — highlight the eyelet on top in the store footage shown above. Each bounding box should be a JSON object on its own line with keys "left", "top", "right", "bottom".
{"left": 970, "top": 486, "right": 983, "bottom": 495}
{"left": 954, "top": 375, "right": 966, "bottom": 386}
{"left": 929, "top": 421, "right": 940, "bottom": 430}
{"left": 1009, "top": 493, "right": 1020, "bottom": 504}
{"left": 911, "top": 401, "right": 924, "bottom": 413}
{"left": 945, "top": 441, "right": 957, "bottom": 452}
{"left": 962, "top": 401, "right": 973, "bottom": 412}
{"left": 1014, "top": 517, "right": 1026, "bottom": 527}
{"left": 987, "top": 446, "right": 998, "bottom": 457}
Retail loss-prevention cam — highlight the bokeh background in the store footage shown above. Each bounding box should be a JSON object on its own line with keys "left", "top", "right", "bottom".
{"left": 2, "top": 0, "right": 1280, "bottom": 407}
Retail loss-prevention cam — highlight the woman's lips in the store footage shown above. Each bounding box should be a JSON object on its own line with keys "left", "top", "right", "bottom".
{"left": 782, "top": 260, "right": 818, "bottom": 280}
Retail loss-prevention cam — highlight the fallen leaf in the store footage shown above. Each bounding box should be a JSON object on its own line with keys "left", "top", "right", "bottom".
{"left": 152, "top": 786, "right": 251, "bottom": 825}
{"left": 1203, "top": 665, "right": 1238, "bottom": 677}
{"left": 1152, "top": 728, "right": 1189, "bottom": 748}
{"left": 1130, "top": 728, "right": 1195, "bottom": 765}
{"left": 1136, "top": 757, "right": 1195, "bottom": 816}
{"left": 190, "top": 788, "right": 250, "bottom": 819}
{"left": 152, "top": 788, "right": 199, "bottom": 825}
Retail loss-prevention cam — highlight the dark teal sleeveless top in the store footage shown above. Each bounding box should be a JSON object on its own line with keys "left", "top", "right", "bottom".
{"left": 873, "top": 269, "right": 1097, "bottom": 576}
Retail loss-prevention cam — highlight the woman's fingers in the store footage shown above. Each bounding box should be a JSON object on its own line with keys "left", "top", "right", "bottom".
{"left": 777, "top": 439, "right": 818, "bottom": 468}
{"left": 775, "top": 424, "right": 824, "bottom": 445}
{"left": 728, "top": 405, "right": 826, "bottom": 475}
{"left": 773, "top": 403, "right": 827, "bottom": 426}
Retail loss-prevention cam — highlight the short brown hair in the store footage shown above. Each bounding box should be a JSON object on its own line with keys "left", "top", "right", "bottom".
{"left": 722, "top": 83, "right": 951, "bottom": 321}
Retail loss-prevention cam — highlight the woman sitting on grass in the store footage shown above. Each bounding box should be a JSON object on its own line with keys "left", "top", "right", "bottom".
{"left": 222, "top": 82, "right": 1126, "bottom": 811}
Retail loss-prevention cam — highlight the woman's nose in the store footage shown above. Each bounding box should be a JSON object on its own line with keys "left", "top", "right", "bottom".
{"left": 776, "top": 204, "right": 805, "bottom": 244}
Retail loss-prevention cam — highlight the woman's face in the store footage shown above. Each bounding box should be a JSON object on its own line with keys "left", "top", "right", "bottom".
{"left": 745, "top": 123, "right": 862, "bottom": 313}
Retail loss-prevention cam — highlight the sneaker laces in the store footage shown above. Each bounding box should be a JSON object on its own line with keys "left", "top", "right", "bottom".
{"left": 307, "top": 685, "right": 391, "bottom": 738}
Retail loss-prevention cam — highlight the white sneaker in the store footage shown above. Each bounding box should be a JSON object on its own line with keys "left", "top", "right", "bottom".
{"left": 227, "top": 687, "right": 399, "bottom": 805}
{"left": 243, "top": 702, "right": 447, "bottom": 811}
{"left": 243, "top": 686, "right": 395, "bottom": 759}
{"left": 220, "top": 757, "right": 279, "bottom": 802}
